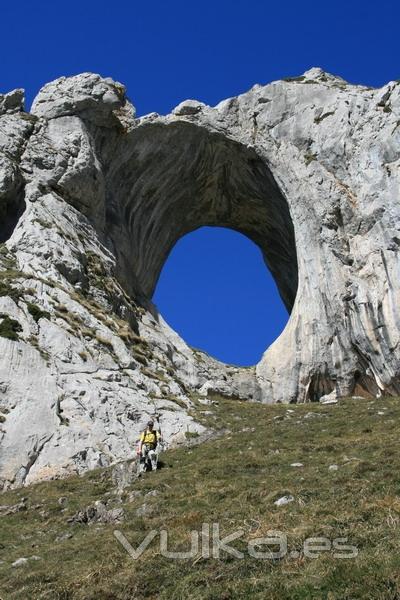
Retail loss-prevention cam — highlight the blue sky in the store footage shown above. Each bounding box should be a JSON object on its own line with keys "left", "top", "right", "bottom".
{"left": 154, "top": 228, "right": 288, "bottom": 366}
{"left": 2, "top": 0, "right": 399, "bottom": 365}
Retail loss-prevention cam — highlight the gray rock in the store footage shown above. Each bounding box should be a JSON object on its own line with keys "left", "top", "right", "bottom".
{"left": 31, "top": 73, "right": 134, "bottom": 127}
{"left": 172, "top": 99, "right": 206, "bottom": 116}
{"left": 97, "top": 505, "right": 125, "bottom": 524}
{"left": 111, "top": 460, "right": 138, "bottom": 492}
{"left": 12, "top": 557, "right": 29, "bottom": 567}
{"left": 67, "top": 501, "right": 124, "bottom": 525}
{"left": 0, "top": 498, "right": 27, "bottom": 515}
{"left": 0, "top": 68, "right": 400, "bottom": 488}
{"left": 320, "top": 391, "right": 338, "bottom": 405}
{"left": 274, "top": 495, "right": 295, "bottom": 506}
{"left": 55, "top": 532, "right": 73, "bottom": 542}
{"left": 303, "top": 412, "right": 323, "bottom": 420}
{"left": 0, "top": 89, "right": 24, "bottom": 115}
{"left": 135, "top": 502, "right": 153, "bottom": 517}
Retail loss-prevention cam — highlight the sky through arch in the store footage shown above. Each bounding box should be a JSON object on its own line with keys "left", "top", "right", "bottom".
{"left": 153, "top": 227, "right": 289, "bottom": 366}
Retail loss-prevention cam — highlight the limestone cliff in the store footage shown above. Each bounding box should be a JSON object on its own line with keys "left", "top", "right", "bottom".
{"left": 1, "top": 68, "right": 399, "bottom": 487}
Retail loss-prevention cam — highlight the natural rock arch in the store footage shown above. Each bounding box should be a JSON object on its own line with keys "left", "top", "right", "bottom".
{"left": 1, "top": 69, "right": 400, "bottom": 486}
{"left": 6, "top": 69, "right": 400, "bottom": 405}
{"left": 69, "top": 71, "right": 399, "bottom": 404}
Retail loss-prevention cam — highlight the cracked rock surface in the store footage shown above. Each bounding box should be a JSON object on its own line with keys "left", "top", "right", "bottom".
{"left": 0, "top": 68, "right": 399, "bottom": 488}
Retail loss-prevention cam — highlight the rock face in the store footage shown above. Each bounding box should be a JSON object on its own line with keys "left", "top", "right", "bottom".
{"left": 0, "top": 68, "right": 399, "bottom": 488}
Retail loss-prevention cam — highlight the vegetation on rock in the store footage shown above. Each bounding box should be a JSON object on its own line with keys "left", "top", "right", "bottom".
{"left": 0, "top": 315, "right": 22, "bottom": 341}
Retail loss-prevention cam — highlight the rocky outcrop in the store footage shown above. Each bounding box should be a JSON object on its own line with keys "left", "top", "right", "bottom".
{"left": 0, "top": 68, "right": 399, "bottom": 488}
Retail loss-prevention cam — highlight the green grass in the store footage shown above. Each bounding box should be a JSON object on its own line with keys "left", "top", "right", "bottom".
{"left": 184, "top": 430, "right": 200, "bottom": 439}
{"left": 314, "top": 111, "right": 336, "bottom": 124}
{"left": 1, "top": 396, "right": 400, "bottom": 599}
{"left": 0, "top": 314, "right": 22, "bottom": 340}
{"left": 0, "top": 270, "right": 24, "bottom": 303}
{"left": 304, "top": 152, "right": 318, "bottom": 166}
{"left": 33, "top": 218, "right": 53, "bottom": 229}
{"left": 95, "top": 333, "right": 115, "bottom": 350}
{"left": 282, "top": 76, "right": 306, "bottom": 83}
{"left": 26, "top": 302, "right": 51, "bottom": 323}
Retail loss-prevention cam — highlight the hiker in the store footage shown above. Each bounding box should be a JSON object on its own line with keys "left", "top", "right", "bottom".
{"left": 138, "top": 420, "right": 161, "bottom": 472}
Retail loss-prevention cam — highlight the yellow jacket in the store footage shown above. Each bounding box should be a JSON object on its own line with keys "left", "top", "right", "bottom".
{"left": 140, "top": 429, "right": 161, "bottom": 448}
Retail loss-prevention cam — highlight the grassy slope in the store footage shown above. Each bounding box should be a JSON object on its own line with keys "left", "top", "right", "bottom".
{"left": 1, "top": 395, "right": 400, "bottom": 599}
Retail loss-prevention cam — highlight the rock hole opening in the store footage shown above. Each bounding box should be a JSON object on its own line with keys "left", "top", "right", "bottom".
{"left": 153, "top": 226, "right": 290, "bottom": 367}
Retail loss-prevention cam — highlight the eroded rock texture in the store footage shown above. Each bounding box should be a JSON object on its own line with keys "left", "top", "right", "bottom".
{"left": 0, "top": 68, "right": 399, "bottom": 487}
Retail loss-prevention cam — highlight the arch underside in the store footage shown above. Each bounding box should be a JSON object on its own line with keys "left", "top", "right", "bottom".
{"left": 103, "top": 122, "right": 298, "bottom": 320}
